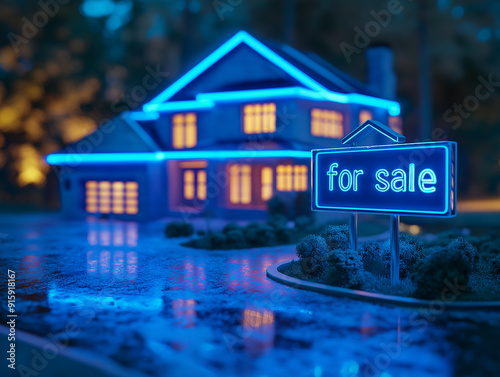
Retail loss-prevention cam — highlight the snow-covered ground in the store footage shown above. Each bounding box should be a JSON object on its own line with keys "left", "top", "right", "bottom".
{"left": 1, "top": 213, "right": 499, "bottom": 377}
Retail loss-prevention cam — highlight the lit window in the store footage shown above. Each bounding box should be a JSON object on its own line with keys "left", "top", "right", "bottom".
{"left": 183, "top": 169, "right": 207, "bottom": 201}
{"left": 244, "top": 103, "right": 276, "bottom": 134}
{"left": 359, "top": 109, "right": 372, "bottom": 125}
{"left": 276, "top": 165, "right": 308, "bottom": 192}
{"left": 389, "top": 115, "right": 403, "bottom": 134}
{"left": 85, "top": 180, "right": 138, "bottom": 215}
{"left": 172, "top": 113, "right": 197, "bottom": 149}
{"left": 311, "top": 109, "right": 343, "bottom": 138}
{"left": 229, "top": 164, "right": 252, "bottom": 204}
{"left": 261, "top": 167, "right": 273, "bottom": 201}
{"left": 197, "top": 170, "right": 207, "bottom": 201}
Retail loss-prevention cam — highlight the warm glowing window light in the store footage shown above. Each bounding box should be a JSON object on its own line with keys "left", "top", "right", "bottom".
{"left": 277, "top": 165, "right": 308, "bottom": 192}
{"left": 85, "top": 180, "right": 138, "bottom": 215}
{"left": 229, "top": 164, "right": 252, "bottom": 204}
{"left": 261, "top": 167, "right": 273, "bottom": 201}
{"left": 172, "top": 113, "right": 197, "bottom": 149}
{"left": 244, "top": 103, "right": 276, "bottom": 134}
{"left": 183, "top": 169, "right": 207, "bottom": 201}
{"left": 389, "top": 115, "right": 403, "bottom": 134}
{"left": 311, "top": 109, "right": 343, "bottom": 138}
{"left": 359, "top": 109, "right": 372, "bottom": 125}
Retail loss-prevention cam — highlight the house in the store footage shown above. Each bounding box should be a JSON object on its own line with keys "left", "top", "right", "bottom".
{"left": 46, "top": 31, "right": 401, "bottom": 221}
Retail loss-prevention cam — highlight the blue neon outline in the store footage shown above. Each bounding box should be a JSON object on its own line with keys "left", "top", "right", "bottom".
{"left": 342, "top": 123, "right": 405, "bottom": 145}
{"left": 46, "top": 150, "right": 312, "bottom": 165}
{"left": 196, "top": 87, "right": 325, "bottom": 102}
{"left": 312, "top": 143, "right": 453, "bottom": 215}
{"left": 142, "top": 31, "right": 401, "bottom": 116}
{"left": 143, "top": 100, "right": 214, "bottom": 113}
{"left": 128, "top": 111, "right": 160, "bottom": 121}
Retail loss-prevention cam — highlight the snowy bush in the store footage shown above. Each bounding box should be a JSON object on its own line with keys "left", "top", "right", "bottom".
{"left": 324, "top": 224, "right": 350, "bottom": 251}
{"left": 448, "top": 237, "right": 479, "bottom": 267}
{"left": 267, "top": 214, "right": 288, "bottom": 229}
{"left": 225, "top": 230, "right": 247, "bottom": 249}
{"left": 222, "top": 222, "right": 242, "bottom": 234}
{"left": 244, "top": 223, "right": 276, "bottom": 247}
{"left": 165, "top": 221, "right": 194, "bottom": 238}
{"left": 359, "top": 241, "right": 386, "bottom": 276}
{"left": 325, "top": 248, "right": 364, "bottom": 289}
{"left": 411, "top": 242, "right": 471, "bottom": 300}
{"left": 296, "top": 235, "right": 328, "bottom": 276}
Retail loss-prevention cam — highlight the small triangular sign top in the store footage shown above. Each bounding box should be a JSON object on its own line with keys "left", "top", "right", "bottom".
{"left": 342, "top": 120, "right": 405, "bottom": 146}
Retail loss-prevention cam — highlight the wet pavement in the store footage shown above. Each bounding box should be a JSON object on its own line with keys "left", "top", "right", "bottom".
{"left": 1, "top": 213, "right": 499, "bottom": 377}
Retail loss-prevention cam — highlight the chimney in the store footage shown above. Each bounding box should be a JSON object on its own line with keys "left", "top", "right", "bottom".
{"left": 366, "top": 45, "right": 396, "bottom": 100}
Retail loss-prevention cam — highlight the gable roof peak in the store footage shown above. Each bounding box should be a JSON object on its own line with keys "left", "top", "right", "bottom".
{"left": 342, "top": 120, "right": 405, "bottom": 146}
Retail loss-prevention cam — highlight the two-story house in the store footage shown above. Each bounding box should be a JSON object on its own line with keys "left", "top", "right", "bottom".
{"left": 46, "top": 31, "right": 401, "bottom": 221}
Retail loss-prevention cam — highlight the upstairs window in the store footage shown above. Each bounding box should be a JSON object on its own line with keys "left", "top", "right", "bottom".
{"left": 172, "top": 113, "right": 197, "bottom": 149}
{"left": 359, "top": 109, "right": 373, "bottom": 125}
{"left": 85, "top": 180, "right": 138, "bottom": 215}
{"left": 311, "top": 109, "right": 343, "bottom": 138}
{"left": 244, "top": 103, "right": 276, "bottom": 134}
{"left": 276, "top": 165, "right": 308, "bottom": 192}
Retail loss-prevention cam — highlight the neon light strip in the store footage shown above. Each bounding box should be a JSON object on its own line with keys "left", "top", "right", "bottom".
{"left": 144, "top": 31, "right": 331, "bottom": 107}
{"left": 143, "top": 31, "right": 401, "bottom": 115}
{"left": 342, "top": 123, "right": 405, "bottom": 145}
{"left": 313, "top": 143, "right": 452, "bottom": 215}
{"left": 46, "top": 150, "right": 312, "bottom": 165}
{"left": 128, "top": 112, "right": 160, "bottom": 121}
{"left": 197, "top": 87, "right": 326, "bottom": 102}
{"left": 143, "top": 100, "right": 214, "bottom": 113}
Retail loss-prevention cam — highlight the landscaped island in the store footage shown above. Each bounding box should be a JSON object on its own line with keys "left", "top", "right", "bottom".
{"left": 281, "top": 225, "right": 500, "bottom": 301}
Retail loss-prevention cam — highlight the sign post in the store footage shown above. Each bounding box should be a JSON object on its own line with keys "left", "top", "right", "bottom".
{"left": 312, "top": 120, "right": 457, "bottom": 285}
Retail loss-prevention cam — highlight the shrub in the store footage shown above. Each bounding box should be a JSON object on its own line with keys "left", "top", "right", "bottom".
{"left": 244, "top": 223, "right": 276, "bottom": 247}
{"left": 208, "top": 232, "right": 227, "bottom": 250}
{"left": 222, "top": 222, "right": 242, "bottom": 234}
{"left": 411, "top": 243, "right": 471, "bottom": 300}
{"left": 324, "top": 224, "right": 350, "bottom": 251}
{"left": 294, "top": 215, "right": 314, "bottom": 233}
{"left": 267, "top": 214, "right": 288, "bottom": 229}
{"left": 267, "top": 196, "right": 287, "bottom": 216}
{"left": 378, "top": 234, "right": 425, "bottom": 278}
{"left": 448, "top": 237, "right": 479, "bottom": 267}
{"left": 197, "top": 229, "right": 206, "bottom": 237}
{"left": 359, "top": 241, "right": 386, "bottom": 276}
{"left": 325, "top": 248, "right": 364, "bottom": 289}
{"left": 296, "top": 235, "right": 329, "bottom": 276}
{"left": 165, "top": 222, "right": 194, "bottom": 238}
{"left": 225, "top": 230, "right": 247, "bottom": 249}
{"left": 274, "top": 226, "right": 294, "bottom": 244}
{"left": 479, "top": 240, "right": 500, "bottom": 259}
{"left": 490, "top": 255, "right": 500, "bottom": 275}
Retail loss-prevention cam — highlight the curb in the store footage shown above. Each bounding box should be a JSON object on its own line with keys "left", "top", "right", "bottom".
{"left": 266, "top": 261, "right": 500, "bottom": 311}
{"left": 0, "top": 325, "right": 148, "bottom": 377}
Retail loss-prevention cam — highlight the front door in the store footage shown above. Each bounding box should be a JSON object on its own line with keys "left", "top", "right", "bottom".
{"left": 181, "top": 168, "right": 207, "bottom": 207}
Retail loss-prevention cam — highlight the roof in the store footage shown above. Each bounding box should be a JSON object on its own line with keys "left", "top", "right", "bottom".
{"left": 143, "top": 31, "right": 400, "bottom": 115}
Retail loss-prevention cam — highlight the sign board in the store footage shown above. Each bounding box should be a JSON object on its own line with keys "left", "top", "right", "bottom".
{"left": 312, "top": 141, "right": 457, "bottom": 217}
